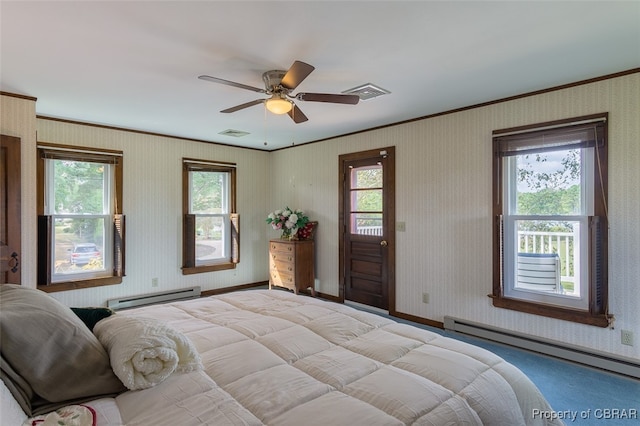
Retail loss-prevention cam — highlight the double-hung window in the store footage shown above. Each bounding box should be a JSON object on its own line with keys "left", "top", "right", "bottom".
{"left": 182, "top": 158, "right": 239, "bottom": 274}
{"left": 492, "top": 113, "right": 609, "bottom": 327}
{"left": 37, "top": 143, "right": 125, "bottom": 291}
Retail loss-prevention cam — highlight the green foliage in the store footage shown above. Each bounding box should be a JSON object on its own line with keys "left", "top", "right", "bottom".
{"left": 53, "top": 160, "right": 107, "bottom": 239}
{"left": 191, "top": 171, "right": 224, "bottom": 213}
{"left": 352, "top": 167, "right": 383, "bottom": 226}
{"left": 516, "top": 149, "right": 581, "bottom": 233}
{"left": 517, "top": 185, "right": 580, "bottom": 216}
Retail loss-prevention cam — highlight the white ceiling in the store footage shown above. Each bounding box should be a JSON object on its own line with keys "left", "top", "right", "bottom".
{"left": 2, "top": 1, "right": 639, "bottom": 151}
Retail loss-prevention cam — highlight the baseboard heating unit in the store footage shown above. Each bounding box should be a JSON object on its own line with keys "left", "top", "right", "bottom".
{"left": 107, "top": 286, "right": 201, "bottom": 310}
{"left": 443, "top": 316, "right": 640, "bottom": 380}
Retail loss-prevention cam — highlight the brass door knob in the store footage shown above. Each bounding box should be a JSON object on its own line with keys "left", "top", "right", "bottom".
{"left": 380, "top": 240, "right": 388, "bottom": 247}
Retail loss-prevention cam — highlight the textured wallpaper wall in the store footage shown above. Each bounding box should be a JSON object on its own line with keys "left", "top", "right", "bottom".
{"left": 3, "top": 72, "right": 638, "bottom": 360}
{"left": 270, "top": 73, "right": 640, "bottom": 360}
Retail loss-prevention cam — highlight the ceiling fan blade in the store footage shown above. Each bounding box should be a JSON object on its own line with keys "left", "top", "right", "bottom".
{"left": 280, "top": 61, "right": 315, "bottom": 90}
{"left": 296, "top": 92, "right": 360, "bottom": 105}
{"left": 221, "top": 99, "right": 265, "bottom": 113}
{"left": 288, "top": 104, "right": 309, "bottom": 123}
{"left": 198, "top": 75, "right": 266, "bottom": 93}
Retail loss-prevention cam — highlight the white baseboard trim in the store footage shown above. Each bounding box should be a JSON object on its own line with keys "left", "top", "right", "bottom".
{"left": 444, "top": 316, "right": 640, "bottom": 379}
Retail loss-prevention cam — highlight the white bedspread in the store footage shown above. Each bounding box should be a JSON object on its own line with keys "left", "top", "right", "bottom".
{"left": 107, "top": 290, "right": 562, "bottom": 425}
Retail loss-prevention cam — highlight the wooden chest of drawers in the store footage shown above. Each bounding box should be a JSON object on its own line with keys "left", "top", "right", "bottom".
{"left": 269, "top": 239, "right": 315, "bottom": 296}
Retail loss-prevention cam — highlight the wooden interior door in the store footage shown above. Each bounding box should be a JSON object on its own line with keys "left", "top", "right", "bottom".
{"left": 1, "top": 135, "right": 21, "bottom": 284}
{"left": 339, "top": 147, "right": 395, "bottom": 311}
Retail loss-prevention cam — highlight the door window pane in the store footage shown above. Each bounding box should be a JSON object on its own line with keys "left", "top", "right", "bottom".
{"left": 350, "top": 164, "right": 383, "bottom": 235}
{"left": 352, "top": 166, "right": 382, "bottom": 188}
{"left": 350, "top": 213, "right": 383, "bottom": 235}
{"left": 352, "top": 189, "right": 382, "bottom": 211}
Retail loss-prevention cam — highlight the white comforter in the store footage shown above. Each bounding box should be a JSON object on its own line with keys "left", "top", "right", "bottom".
{"left": 93, "top": 315, "right": 203, "bottom": 390}
{"left": 100, "top": 290, "right": 562, "bottom": 425}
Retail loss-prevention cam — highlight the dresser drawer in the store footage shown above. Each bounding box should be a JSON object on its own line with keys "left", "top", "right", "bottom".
{"left": 270, "top": 251, "right": 295, "bottom": 263}
{"left": 269, "top": 241, "right": 296, "bottom": 254}
{"left": 268, "top": 239, "right": 315, "bottom": 296}
{"left": 270, "top": 259, "right": 294, "bottom": 274}
{"left": 270, "top": 270, "right": 295, "bottom": 288}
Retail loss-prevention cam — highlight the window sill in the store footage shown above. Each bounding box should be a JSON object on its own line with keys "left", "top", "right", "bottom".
{"left": 38, "top": 276, "right": 123, "bottom": 293}
{"left": 182, "top": 262, "right": 236, "bottom": 275}
{"left": 490, "top": 295, "right": 612, "bottom": 327}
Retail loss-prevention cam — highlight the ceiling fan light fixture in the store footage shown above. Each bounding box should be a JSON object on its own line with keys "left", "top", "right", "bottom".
{"left": 266, "top": 97, "right": 293, "bottom": 114}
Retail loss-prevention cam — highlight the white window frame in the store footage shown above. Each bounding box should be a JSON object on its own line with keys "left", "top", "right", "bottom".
{"left": 182, "top": 158, "right": 239, "bottom": 275}
{"left": 45, "top": 158, "right": 115, "bottom": 282}
{"left": 188, "top": 169, "right": 231, "bottom": 265}
{"left": 491, "top": 113, "right": 610, "bottom": 327}
{"left": 501, "top": 148, "right": 594, "bottom": 309}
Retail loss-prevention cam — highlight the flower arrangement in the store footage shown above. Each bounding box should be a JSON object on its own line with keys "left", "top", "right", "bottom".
{"left": 266, "top": 207, "right": 310, "bottom": 240}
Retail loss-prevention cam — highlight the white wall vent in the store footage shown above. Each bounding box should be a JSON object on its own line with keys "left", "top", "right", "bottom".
{"left": 219, "top": 129, "right": 250, "bottom": 137}
{"left": 107, "top": 286, "right": 201, "bottom": 310}
{"left": 342, "top": 83, "right": 390, "bottom": 100}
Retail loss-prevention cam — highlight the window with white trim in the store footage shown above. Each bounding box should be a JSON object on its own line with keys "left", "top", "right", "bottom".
{"left": 182, "top": 158, "right": 239, "bottom": 274}
{"left": 492, "top": 114, "right": 610, "bottom": 327}
{"left": 37, "top": 143, "right": 125, "bottom": 291}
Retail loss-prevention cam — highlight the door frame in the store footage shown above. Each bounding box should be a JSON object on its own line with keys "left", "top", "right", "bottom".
{"left": 1, "top": 134, "right": 21, "bottom": 284}
{"left": 338, "top": 146, "right": 395, "bottom": 314}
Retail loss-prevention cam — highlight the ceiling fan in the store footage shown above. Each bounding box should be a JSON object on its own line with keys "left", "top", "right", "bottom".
{"left": 198, "top": 60, "right": 360, "bottom": 123}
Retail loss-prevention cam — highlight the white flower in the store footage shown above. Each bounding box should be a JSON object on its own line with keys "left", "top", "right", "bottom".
{"left": 268, "top": 212, "right": 276, "bottom": 220}
{"left": 285, "top": 220, "right": 295, "bottom": 229}
{"left": 274, "top": 210, "right": 282, "bottom": 215}
{"left": 289, "top": 213, "right": 298, "bottom": 223}
{"left": 282, "top": 209, "right": 291, "bottom": 217}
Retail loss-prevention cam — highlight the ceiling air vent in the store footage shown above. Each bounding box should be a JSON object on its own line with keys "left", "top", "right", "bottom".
{"left": 219, "top": 129, "right": 250, "bottom": 137}
{"left": 342, "top": 83, "right": 390, "bottom": 101}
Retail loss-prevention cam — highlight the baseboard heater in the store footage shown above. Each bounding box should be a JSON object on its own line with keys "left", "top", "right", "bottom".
{"left": 443, "top": 316, "right": 640, "bottom": 380}
{"left": 107, "top": 286, "right": 201, "bottom": 310}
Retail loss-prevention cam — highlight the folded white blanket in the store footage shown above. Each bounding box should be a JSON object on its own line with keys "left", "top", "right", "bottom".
{"left": 93, "top": 315, "right": 202, "bottom": 390}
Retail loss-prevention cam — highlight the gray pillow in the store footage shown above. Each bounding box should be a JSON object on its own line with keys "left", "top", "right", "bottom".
{"left": 0, "top": 285, "right": 126, "bottom": 416}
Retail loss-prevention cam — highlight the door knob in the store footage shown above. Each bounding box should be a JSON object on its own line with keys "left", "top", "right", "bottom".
{"left": 9, "top": 252, "right": 19, "bottom": 273}
{"left": 380, "top": 240, "right": 388, "bottom": 247}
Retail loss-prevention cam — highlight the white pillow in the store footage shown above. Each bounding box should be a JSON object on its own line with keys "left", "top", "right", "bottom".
{"left": 1, "top": 378, "right": 27, "bottom": 425}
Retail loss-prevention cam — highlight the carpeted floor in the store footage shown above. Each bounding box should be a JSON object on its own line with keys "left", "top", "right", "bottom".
{"left": 444, "top": 331, "right": 640, "bottom": 425}
{"left": 348, "top": 302, "right": 640, "bottom": 426}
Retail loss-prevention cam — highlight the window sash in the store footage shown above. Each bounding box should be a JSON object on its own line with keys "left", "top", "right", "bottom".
{"left": 193, "top": 213, "right": 230, "bottom": 266}
{"left": 182, "top": 158, "right": 238, "bottom": 274}
{"left": 492, "top": 113, "right": 609, "bottom": 326}
{"left": 38, "top": 214, "right": 125, "bottom": 286}
{"left": 503, "top": 216, "right": 589, "bottom": 310}
{"left": 50, "top": 214, "right": 113, "bottom": 282}
{"left": 37, "top": 144, "right": 124, "bottom": 290}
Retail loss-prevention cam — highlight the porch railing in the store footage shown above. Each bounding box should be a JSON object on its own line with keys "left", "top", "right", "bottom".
{"left": 518, "top": 230, "right": 576, "bottom": 288}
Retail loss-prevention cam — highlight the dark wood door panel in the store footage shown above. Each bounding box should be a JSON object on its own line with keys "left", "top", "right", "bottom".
{"left": 1, "top": 135, "right": 21, "bottom": 284}
{"left": 340, "top": 147, "right": 394, "bottom": 311}
{"left": 350, "top": 240, "right": 382, "bottom": 257}
{"left": 350, "top": 258, "right": 382, "bottom": 276}
{"left": 349, "top": 277, "right": 384, "bottom": 306}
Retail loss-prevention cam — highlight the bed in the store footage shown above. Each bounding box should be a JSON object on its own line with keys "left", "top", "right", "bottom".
{"left": 1, "top": 285, "right": 563, "bottom": 425}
